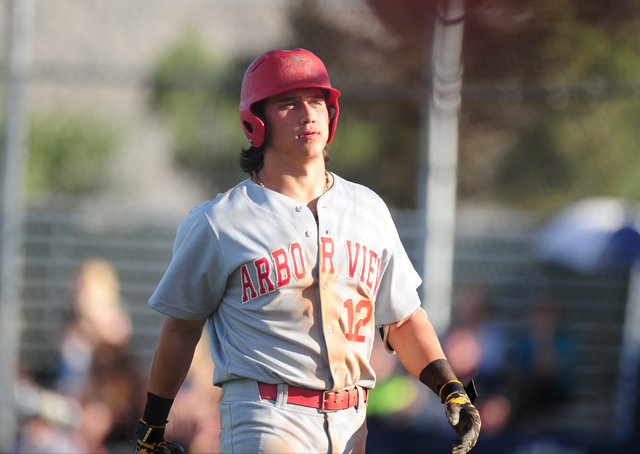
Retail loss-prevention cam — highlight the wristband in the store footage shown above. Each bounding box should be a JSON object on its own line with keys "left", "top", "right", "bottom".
{"left": 142, "top": 392, "right": 174, "bottom": 426}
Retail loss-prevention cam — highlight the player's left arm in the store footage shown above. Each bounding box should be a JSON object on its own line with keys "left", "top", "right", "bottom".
{"left": 387, "top": 308, "right": 481, "bottom": 454}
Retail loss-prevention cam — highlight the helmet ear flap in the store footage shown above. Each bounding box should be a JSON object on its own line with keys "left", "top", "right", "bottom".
{"left": 245, "top": 120, "right": 265, "bottom": 147}
{"left": 241, "top": 100, "right": 266, "bottom": 147}
{"left": 328, "top": 105, "right": 337, "bottom": 121}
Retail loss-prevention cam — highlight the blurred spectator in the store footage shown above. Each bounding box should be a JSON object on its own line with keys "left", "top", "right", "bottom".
{"left": 63, "top": 259, "right": 145, "bottom": 450}
{"left": 444, "top": 286, "right": 511, "bottom": 436}
{"left": 511, "top": 294, "right": 577, "bottom": 432}
{"left": 18, "top": 259, "right": 145, "bottom": 452}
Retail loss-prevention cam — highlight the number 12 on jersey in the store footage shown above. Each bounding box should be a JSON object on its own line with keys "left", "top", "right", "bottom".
{"left": 343, "top": 298, "right": 373, "bottom": 343}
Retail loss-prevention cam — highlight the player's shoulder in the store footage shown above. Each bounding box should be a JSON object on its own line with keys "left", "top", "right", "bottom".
{"left": 332, "top": 173, "right": 382, "bottom": 197}
{"left": 182, "top": 179, "right": 253, "bottom": 224}
{"left": 331, "top": 173, "right": 389, "bottom": 209}
{"left": 196, "top": 179, "right": 252, "bottom": 210}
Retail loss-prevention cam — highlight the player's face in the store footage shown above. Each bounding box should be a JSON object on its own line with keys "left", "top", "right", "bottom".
{"left": 263, "top": 87, "right": 330, "bottom": 163}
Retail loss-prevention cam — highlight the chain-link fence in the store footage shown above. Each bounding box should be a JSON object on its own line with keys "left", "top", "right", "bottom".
{"left": 2, "top": 0, "right": 640, "bottom": 452}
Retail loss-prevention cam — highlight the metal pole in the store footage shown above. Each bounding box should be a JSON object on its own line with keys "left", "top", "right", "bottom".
{"left": 0, "top": 0, "right": 35, "bottom": 448}
{"left": 418, "top": 0, "right": 464, "bottom": 335}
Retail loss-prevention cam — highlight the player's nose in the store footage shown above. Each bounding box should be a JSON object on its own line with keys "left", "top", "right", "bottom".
{"left": 300, "top": 102, "right": 315, "bottom": 124}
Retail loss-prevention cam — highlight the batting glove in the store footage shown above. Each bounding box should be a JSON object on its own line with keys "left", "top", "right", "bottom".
{"left": 442, "top": 383, "right": 481, "bottom": 454}
{"left": 135, "top": 419, "right": 184, "bottom": 454}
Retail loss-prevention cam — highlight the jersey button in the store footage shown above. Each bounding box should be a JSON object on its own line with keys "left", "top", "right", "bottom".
{"left": 305, "top": 230, "right": 312, "bottom": 237}
{"left": 295, "top": 206, "right": 303, "bottom": 212}
{"left": 327, "top": 325, "right": 333, "bottom": 334}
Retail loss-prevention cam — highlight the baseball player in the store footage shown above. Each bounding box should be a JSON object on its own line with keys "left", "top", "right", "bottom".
{"left": 135, "top": 48, "right": 480, "bottom": 454}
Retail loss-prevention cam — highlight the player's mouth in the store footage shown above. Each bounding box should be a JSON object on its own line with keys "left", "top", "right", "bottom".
{"left": 298, "top": 130, "right": 318, "bottom": 140}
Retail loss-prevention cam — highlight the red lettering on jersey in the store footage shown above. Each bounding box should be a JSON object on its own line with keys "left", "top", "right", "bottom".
{"left": 320, "top": 237, "right": 336, "bottom": 275}
{"left": 345, "top": 240, "right": 361, "bottom": 280}
{"left": 240, "top": 264, "right": 257, "bottom": 303}
{"left": 290, "top": 242, "right": 306, "bottom": 280}
{"left": 272, "top": 248, "right": 291, "bottom": 287}
{"left": 359, "top": 245, "right": 368, "bottom": 283}
{"left": 365, "top": 250, "right": 379, "bottom": 291}
{"left": 343, "top": 298, "right": 373, "bottom": 343}
{"left": 254, "top": 256, "right": 275, "bottom": 295}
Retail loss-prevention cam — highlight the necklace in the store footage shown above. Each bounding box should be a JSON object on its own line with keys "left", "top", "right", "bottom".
{"left": 252, "top": 170, "right": 332, "bottom": 193}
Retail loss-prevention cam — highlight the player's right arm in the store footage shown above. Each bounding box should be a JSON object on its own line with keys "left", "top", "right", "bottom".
{"left": 135, "top": 316, "right": 206, "bottom": 454}
{"left": 148, "top": 316, "right": 207, "bottom": 398}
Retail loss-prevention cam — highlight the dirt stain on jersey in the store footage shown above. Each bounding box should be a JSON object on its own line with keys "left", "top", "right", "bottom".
{"left": 320, "top": 273, "right": 371, "bottom": 391}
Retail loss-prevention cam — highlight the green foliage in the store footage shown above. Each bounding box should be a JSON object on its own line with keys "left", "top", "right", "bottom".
{"left": 27, "top": 112, "right": 120, "bottom": 198}
{"left": 328, "top": 100, "right": 420, "bottom": 207}
{"left": 148, "top": 29, "right": 248, "bottom": 194}
{"left": 458, "top": 0, "right": 640, "bottom": 212}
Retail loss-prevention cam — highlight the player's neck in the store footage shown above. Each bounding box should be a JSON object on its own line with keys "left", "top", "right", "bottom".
{"left": 256, "top": 158, "right": 329, "bottom": 207}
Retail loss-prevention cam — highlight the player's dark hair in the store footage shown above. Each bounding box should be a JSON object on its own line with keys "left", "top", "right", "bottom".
{"left": 240, "top": 145, "right": 265, "bottom": 175}
{"left": 239, "top": 100, "right": 335, "bottom": 175}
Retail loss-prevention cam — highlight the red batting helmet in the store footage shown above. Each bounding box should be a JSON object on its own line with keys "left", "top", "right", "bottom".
{"left": 239, "top": 48, "right": 340, "bottom": 148}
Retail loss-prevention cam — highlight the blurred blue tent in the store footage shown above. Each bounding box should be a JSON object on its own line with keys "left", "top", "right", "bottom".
{"left": 536, "top": 197, "right": 640, "bottom": 443}
{"left": 535, "top": 197, "right": 640, "bottom": 273}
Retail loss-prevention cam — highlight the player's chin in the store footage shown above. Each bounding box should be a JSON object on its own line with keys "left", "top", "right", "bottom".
{"left": 296, "top": 143, "right": 327, "bottom": 160}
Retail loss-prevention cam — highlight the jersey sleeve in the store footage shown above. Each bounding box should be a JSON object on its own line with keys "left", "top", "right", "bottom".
{"left": 373, "top": 204, "right": 422, "bottom": 327}
{"left": 149, "top": 207, "right": 227, "bottom": 320}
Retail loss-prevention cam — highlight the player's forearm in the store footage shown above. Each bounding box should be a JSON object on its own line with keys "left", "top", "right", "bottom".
{"left": 148, "top": 316, "right": 207, "bottom": 399}
{"left": 387, "top": 308, "right": 446, "bottom": 380}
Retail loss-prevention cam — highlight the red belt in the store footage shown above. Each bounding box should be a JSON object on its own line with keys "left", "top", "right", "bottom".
{"left": 258, "top": 382, "right": 368, "bottom": 411}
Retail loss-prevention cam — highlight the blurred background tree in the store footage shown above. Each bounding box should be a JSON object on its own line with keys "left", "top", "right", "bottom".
{"left": 147, "top": 29, "right": 248, "bottom": 196}
{"left": 27, "top": 112, "right": 121, "bottom": 200}
{"left": 459, "top": 0, "right": 640, "bottom": 211}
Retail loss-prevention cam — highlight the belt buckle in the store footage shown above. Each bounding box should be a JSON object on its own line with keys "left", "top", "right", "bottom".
{"left": 321, "top": 390, "right": 338, "bottom": 413}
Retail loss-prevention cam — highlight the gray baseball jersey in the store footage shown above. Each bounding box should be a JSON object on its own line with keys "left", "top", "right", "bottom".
{"left": 149, "top": 172, "right": 422, "bottom": 392}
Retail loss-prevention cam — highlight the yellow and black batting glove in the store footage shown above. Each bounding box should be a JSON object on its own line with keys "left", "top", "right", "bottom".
{"left": 135, "top": 419, "right": 184, "bottom": 454}
{"left": 441, "top": 381, "right": 481, "bottom": 454}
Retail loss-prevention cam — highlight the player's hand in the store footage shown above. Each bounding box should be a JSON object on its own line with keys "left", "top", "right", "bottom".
{"left": 135, "top": 419, "right": 185, "bottom": 454}
{"left": 444, "top": 391, "right": 481, "bottom": 454}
